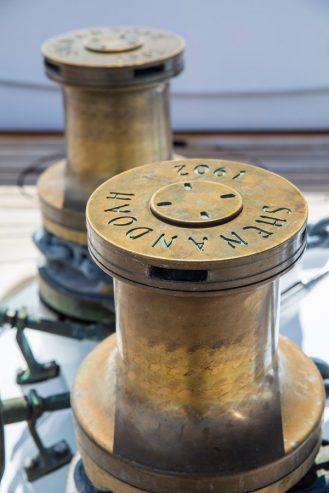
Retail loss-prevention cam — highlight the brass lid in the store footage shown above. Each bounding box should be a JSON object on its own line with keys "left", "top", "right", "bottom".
{"left": 42, "top": 27, "right": 185, "bottom": 87}
{"left": 87, "top": 159, "right": 308, "bottom": 292}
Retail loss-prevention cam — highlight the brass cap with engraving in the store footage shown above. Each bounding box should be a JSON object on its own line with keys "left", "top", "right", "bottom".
{"left": 42, "top": 27, "right": 185, "bottom": 86}
{"left": 78, "top": 158, "right": 323, "bottom": 493}
{"left": 87, "top": 158, "right": 308, "bottom": 292}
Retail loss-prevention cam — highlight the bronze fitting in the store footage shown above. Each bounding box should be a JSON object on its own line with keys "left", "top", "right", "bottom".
{"left": 72, "top": 158, "right": 325, "bottom": 492}
{"left": 34, "top": 27, "right": 184, "bottom": 320}
{"left": 38, "top": 27, "right": 185, "bottom": 245}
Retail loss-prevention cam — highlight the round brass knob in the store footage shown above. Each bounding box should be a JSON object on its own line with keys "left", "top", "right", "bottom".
{"left": 150, "top": 180, "right": 243, "bottom": 227}
{"left": 83, "top": 32, "right": 143, "bottom": 53}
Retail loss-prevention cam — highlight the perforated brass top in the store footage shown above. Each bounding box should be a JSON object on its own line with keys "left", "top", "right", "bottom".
{"left": 42, "top": 27, "right": 185, "bottom": 86}
{"left": 87, "top": 159, "right": 308, "bottom": 291}
{"left": 150, "top": 180, "right": 243, "bottom": 227}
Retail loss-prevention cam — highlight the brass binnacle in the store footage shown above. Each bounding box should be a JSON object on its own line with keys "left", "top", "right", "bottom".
{"left": 72, "top": 159, "right": 324, "bottom": 493}
{"left": 35, "top": 27, "right": 184, "bottom": 320}
{"left": 39, "top": 27, "right": 185, "bottom": 245}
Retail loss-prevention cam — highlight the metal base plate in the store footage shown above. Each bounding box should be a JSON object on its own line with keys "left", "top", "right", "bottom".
{"left": 38, "top": 269, "right": 113, "bottom": 323}
{"left": 25, "top": 440, "right": 73, "bottom": 482}
{"left": 38, "top": 161, "right": 87, "bottom": 245}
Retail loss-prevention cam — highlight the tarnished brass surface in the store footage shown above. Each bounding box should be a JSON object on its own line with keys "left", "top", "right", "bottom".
{"left": 72, "top": 158, "right": 324, "bottom": 492}
{"left": 38, "top": 27, "right": 184, "bottom": 244}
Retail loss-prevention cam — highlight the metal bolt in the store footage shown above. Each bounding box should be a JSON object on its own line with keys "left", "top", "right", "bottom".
{"left": 53, "top": 441, "right": 68, "bottom": 456}
{"left": 43, "top": 361, "right": 55, "bottom": 370}
{"left": 24, "top": 457, "right": 37, "bottom": 470}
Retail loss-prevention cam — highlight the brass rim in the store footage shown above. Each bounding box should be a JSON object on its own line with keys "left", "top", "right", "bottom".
{"left": 38, "top": 272, "right": 113, "bottom": 322}
{"left": 42, "top": 27, "right": 185, "bottom": 87}
{"left": 87, "top": 158, "right": 308, "bottom": 292}
{"left": 77, "top": 443, "right": 320, "bottom": 493}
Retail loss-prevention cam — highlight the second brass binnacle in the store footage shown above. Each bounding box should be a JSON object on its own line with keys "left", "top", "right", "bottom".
{"left": 72, "top": 159, "right": 324, "bottom": 492}
{"left": 39, "top": 26, "right": 184, "bottom": 245}
{"left": 34, "top": 27, "right": 184, "bottom": 320}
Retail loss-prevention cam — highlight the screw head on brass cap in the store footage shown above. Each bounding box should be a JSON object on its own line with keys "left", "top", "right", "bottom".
{"left": 42, "top": 27, "right": 185, "bottom": 86}
{"left": 87, "top": 159, "right": 307, "bottom": 292}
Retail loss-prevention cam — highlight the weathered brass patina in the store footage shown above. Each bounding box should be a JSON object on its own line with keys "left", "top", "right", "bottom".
{"left": 36, "top": 27, "right": 184, "bottom": 319}
{"left": 39, "top": 26, "right": 184, "bottom": 245}
{"left": 73, "top": 159, "right": 324, "bottom": 493}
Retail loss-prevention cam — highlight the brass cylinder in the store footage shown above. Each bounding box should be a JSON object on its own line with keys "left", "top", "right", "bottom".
{"left": 64, "top": 83, "right": 171, "bottom": 209}
{"left": 38, "top": 27, "right": 184, "bottom": 245}
{"left": 72, "top": 159, "right": 325, "bottom": 492}
{"left": 114, "top": 279, "right": 280, "bottom": 417}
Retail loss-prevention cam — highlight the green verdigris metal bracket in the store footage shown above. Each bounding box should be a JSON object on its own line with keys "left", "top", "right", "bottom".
{"left": 0, "top": 389, "right": 72, "bottom": 482}
{"left": 15, "top": 308, "right": 60, "bottom": 384}
{"left": 7, "top": 307, "right": 59, "bottom": 385}
{"left": 0, "top": 306, "right": 113, "bottom": 385}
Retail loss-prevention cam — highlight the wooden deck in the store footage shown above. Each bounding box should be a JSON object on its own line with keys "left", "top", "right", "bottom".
{"left": 1, "top": 132, "right": 329, "bottom": 300}
{"left": 1, "top": 132, "right": 329, "bottom": 190}
{"left": 178, "top": 132, "right": 329, "bottom": 192}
